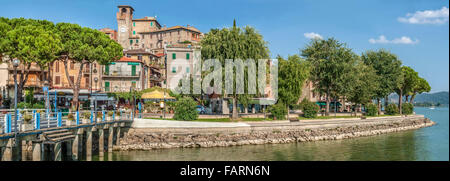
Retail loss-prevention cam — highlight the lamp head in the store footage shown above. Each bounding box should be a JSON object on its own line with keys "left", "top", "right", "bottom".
{"left": 12, "top": 59, "right": 20, "bottom": 67}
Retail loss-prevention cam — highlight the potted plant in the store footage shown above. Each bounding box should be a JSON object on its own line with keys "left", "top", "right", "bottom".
{"left": 97, "top": 112, "right": 103, "bottom": 122}
{"left": 82, "top": 112, "right": 91, "bottom": 124}
{"left": 67, "top": 113, "right": 75, "bottom": 126}
{"left": 107, "top": 111, "right": 114, "bottom": 121}
{"left": 21, "top": 113, "right": 34, "bottom": 131}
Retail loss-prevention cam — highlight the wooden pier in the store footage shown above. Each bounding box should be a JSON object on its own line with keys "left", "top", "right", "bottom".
{"left": 0, "top": 119, "right": 131, "bottom": 161}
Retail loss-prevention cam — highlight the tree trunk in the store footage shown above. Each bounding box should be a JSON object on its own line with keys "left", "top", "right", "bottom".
{"left": 410, "top": 94, "right": 416, "bottom": 103}
{"left": 17, "top": 63, "right": 32, "bottom": 102}
{"left": 384, "top": 95, "right": 389, "bottom": 108}
{"left": 405, "top": 95, "right": 410, "bottom": 103}
{"left": 231, "top": 97, "right": 238, "bottom": 120}
{"left": 377, "top": 98, "right": 381, "bottom": 115}
{"left": 63, "top": 58, "right": 85, "bottom": 111}
{"left": 398, "top": 90, "right": 403, "bottom": 115}
{"left": 286, "top": 105, "right": 290, "bottom": 120}
{"left": 325, "top": 89, "right": 330, "bottom": 116}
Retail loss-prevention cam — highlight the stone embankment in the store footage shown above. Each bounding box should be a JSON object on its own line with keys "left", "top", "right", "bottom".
{"left": 114, "top": 115, "right": 435, "bottom": 151}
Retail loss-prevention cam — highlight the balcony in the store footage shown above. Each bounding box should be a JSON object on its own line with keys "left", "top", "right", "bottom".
{"left": 7, "top": 79, "right": 43, "bottom": 87}
{"left": 102, "top": 71, "right": 141, "bottom": 78}
{"left": 101, "top": 86, "right": 141, "bottom": 93}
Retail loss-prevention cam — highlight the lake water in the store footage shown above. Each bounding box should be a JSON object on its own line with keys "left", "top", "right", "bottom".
{"left": 96, "top": 107, "right": 449, "bottom": 161}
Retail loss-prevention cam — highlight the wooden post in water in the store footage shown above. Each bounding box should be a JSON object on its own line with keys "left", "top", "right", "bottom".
{"left": 72, "top": 128, "right": 83, "bottom": 161}
{"left": 21, "top": 140, "right": 27, "bottom": 161}
{"left": 86, "top": 129, "right": 92, "bottom": 161}
{"left": 116, "top": 126, "right": 121, "bottom": 145}
{"left": 1, "top": 138, "right": 14, "bottom": 161}
{"left": 99, "top": 128, "right": 104, "bottom": 157}
{"left": 108, "top": 126, "right": 113, "bottom": 153}
{"left": 54, "top": 142, "right": 62, "bottom": 161}
{"left": 32, "top": 142, "right": 42, "bottom": 161}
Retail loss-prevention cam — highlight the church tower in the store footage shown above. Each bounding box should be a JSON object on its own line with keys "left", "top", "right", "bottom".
{"left": 117, "top": 5, "right": 134, "bottom": 50}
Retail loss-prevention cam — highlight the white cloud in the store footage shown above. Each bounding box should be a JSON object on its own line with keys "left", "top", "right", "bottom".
{"left": 369, "top": 35, "right": 419, "bottom": 45}
{"left": 304, "top": 32, "right": 323, "bottom": 39}
{"left": 398, "top": 6, "right": 449, "bottom": 24}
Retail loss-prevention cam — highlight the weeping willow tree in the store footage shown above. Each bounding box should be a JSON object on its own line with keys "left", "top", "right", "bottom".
{"left": 201, "top": 20, "right": 270, "bottom": 119}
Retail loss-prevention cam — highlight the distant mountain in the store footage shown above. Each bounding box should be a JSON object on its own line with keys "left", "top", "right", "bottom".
{"left": 389, "top": 91, "right": 449, "bottom": 106}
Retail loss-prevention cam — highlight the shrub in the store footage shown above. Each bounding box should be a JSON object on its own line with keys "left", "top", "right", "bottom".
{"left": 23, "top": 114, "right": 33, "bottom": 124}
{"left": 385, "top": 104, "right": 399, "bottom": 115}
{"left": 402, "top": 103, "right": 414, "bottom": 115}
{"left": 300, "top": 99, "right": 319, "bottom": 118}
{"left": 82, "top": 112, "right": 91, "bottom": 119}
{"left": 173, "top": 97, "right": 198, "bottom": 121}
{"left": 32, "top": 102, "right": 45, "bottom": 109}
{"left": 269, "top": 102, "right": 287, "bottom": 120}
{"left": 68, "top": 113, "right": 75, "bottom": 121}
{"left": 366, "top": 103, "right": 378, "bottom": 116}
{"left": 17, "top": 102, "right": 32, "bottom": 109}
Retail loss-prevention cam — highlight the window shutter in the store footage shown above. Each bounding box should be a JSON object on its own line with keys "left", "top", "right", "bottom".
{"left": 186, "top": 53, "right": 190, "bottom": 60}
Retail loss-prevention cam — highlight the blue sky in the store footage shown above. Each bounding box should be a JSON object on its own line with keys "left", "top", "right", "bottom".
{"left": 1, "top": 0, "right": 448, "bottom": 92}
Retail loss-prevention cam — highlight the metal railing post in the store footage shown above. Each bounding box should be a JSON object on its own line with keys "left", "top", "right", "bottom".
{"left": 57, "top": 112, "right": 62, "bottom": 127}
{"left": 102, "top": 110, "right": 105, "bottom": 122}
{"left": 76, "top": 111, "right": 80, "bottom": 125}
{"left": 35, "top": 112, "right": 40, "bottom": 130}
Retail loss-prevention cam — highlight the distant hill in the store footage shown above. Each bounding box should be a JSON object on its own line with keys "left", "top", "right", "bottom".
{"left": 389, "top": 91, "right": 449, "bottom": 106}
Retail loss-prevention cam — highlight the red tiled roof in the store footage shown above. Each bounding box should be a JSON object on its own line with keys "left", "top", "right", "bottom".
{"left": 116, "top": 56, "right": 141, "bottom": 63}
{"left": 155, "top": 53, "right": 165, "bottom": 57}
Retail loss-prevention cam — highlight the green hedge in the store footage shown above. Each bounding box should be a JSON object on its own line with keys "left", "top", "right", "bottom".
{"left": 366, "top": 103, "right": 378, "bottom": 116}
{"left": 173, "top": 97, "right": 198, "bottom": 121}
{"left": 269, "top": 102, "right": 287, "bottom": 120}
{"left": 402, "top": 103, "right": 414, "bottom": 115}
{"left": 385, "top": 104, "right": 399, "bottom": 115}
{"left": 300, "top": 99, "right": 319, "bottom": 118}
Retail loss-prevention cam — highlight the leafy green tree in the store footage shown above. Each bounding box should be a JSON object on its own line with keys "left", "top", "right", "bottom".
{"left": 1, "top": 18, "right": 61, "bottom": 101}
{"left": 173, "top": 97, "right": 199, "bottom": 121}
{"left": 395, "top": 66, "right": 419, "bottom": 114}
{"left": 277, "top": 55, "right": 310, "bottom": 118}
{"left": 409, "top": 77, "right": 431, "bottom": 103}
{"left": 201, "top": 21, "right": 270, "bottom": 119}
{"left": 56, "top": 23, "right": 123, "bottom": 110}
{"left": 301, "top": 38, "right": 357, "bottom": 116}
{"left": 365, "top": 103, "right": 378, "bottom": 116}
{"left": 268, "top": 102, "right": 287, "bottom": 120}
{"left": 346, "top": 60, "right": 379, "bottom": 113}
{"left": 361, "top": 49, "right": 402, "bottom": 114}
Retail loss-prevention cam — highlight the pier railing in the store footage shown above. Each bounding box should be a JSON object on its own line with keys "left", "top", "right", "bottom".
{"left": 0, "top": 109, "right": 134, "bottom": 134}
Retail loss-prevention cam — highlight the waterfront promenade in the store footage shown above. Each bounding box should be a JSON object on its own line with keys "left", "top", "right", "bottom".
{"left": 116, "top": 115, "right": 434, "bottom": 150}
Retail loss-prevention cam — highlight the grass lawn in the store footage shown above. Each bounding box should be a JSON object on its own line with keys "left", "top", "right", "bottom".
{"left": 144, "top": 117, "right": 270, "bottom": 122}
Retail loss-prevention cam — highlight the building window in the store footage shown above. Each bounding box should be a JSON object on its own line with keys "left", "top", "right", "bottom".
{"left": 150, "top": 44, "right": 153, "bottom": 48}
{"left": 150, "top": 22, "right": 153, "bottom": 26}
{"left": 150, "top": 34, "right": 152, "bottom": 39}
{"left": 138, "top": 55, "right": 142, "bottom": 60}
{"left": 172, "top": 53, "right": 176, "bottom": 59}
{"left": 133, "top": 22, "right": 135, "bottom": 27}
{"left": 85, "top": 77, "right": 89, "bottom": 87}
{"left": 69, "top": 76, "right": 74, "bottom": 84}
{"left": 55, "top": 76, "right": 60, "bottom": 85}
{"left": 55, "top": 62, "right": 59, "bottom": 72}
{"left": 172, "top": 67, "right": 176, "bottom": 73}
{"left": 130, "top": 39, "right": 133, "bottom": 45}
{"left": 133, "top": 31, "right": 136, "bottom": 35}
{"left": 136, "top": 39, "right": 139, "bottom": 43}
{"left": 105, "top": 82, "right": 110, "bottom": 92}
{"left": 70, "top": 61, "right": 74, "bottom": 70}
{"left": 186, "top": 53, "right": 190, "bottom": 60}
{"left": 186, "top": 67, "right": 190, "bottom": 73}
{"left": 131, "top": 81, "right": 136, "bottom": 88}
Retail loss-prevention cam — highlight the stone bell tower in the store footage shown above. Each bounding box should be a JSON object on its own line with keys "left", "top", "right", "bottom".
{"left": 117, "top": 5, "right": 134, "bottom": 50}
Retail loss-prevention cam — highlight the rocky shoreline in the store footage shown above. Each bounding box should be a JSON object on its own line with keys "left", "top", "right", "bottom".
{"left": 114, "top": 116, "right": 435, "bottom": 151}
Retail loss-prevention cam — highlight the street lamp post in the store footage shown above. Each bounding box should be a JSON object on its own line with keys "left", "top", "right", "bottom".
{"left": 12, "top": 59, "right": 20, "bottom": 132}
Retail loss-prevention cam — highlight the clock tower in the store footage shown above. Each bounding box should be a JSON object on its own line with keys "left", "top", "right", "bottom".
{"left": 117, "top": 5, "right": 134, "bottom": 50}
